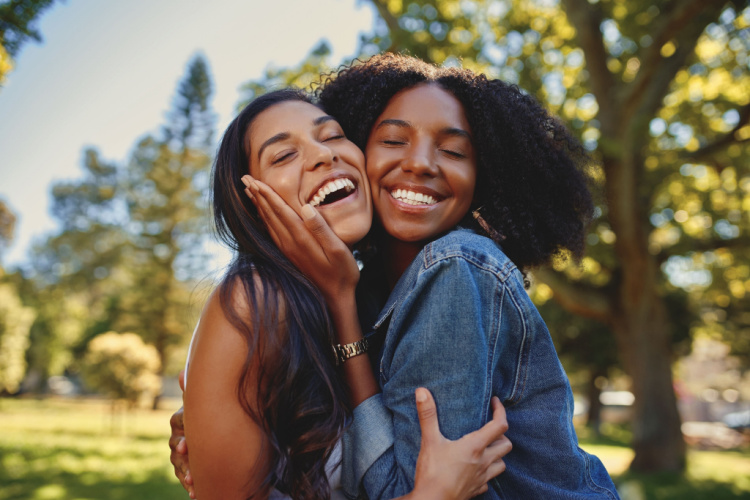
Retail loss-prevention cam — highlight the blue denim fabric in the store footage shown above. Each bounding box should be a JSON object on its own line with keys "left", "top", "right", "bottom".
{"left": 342, "top": 228, "right": 619, "bottom": 499}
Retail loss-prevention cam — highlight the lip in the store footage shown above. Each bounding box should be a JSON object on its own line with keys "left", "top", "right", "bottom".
{"left": 307, "top": 173, "right": 360, "bottom": 207}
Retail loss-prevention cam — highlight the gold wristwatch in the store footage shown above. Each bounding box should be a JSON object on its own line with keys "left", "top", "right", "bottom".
{"left": 333, "top": 338, "right": 369, "bottom": 365}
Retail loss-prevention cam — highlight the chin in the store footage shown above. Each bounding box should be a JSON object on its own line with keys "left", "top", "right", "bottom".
{"left": 330, "top": 220, "right": 372, "bottom": 248}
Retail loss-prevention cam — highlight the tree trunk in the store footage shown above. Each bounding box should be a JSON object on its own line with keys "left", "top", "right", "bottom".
{"left": 611, "top": 290, "right": 686, "bottom": 472}
{"left": 586, "top": 367, "right": 605, "bottom": 435}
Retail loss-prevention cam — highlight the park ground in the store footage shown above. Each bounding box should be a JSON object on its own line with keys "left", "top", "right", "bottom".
{"left": 0, "top": 397, "right": 749, "bottom": 500}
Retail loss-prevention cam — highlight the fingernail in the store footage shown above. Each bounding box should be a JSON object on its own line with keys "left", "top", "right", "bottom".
{"left": 245, "top": 187, "right": 254, "bottom": 200}
{"left": 241, "top": 175, "right": 251, "bottom": 187}
{"left": 301, "top": 204, "right": 316, "bottom": 220}
{"left": 415, "top": 388, "right": 427, "bottom": 403}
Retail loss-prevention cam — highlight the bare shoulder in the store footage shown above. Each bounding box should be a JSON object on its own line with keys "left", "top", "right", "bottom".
{"left": 183, "top": 272, "right": 276, "bottom": 500}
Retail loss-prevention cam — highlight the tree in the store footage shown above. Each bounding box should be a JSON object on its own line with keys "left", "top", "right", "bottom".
{"left": 21, "top": 56, "right": 214, "bottom": 403}
{"left": 242, "top": 0, "right": 750, "bottom": 473}
{"left": 0, "top": 198, "right": 17, "bottom": 261}
{"left": 120, "top": 55, "right": 214, "bottom": 408}
{"left": 80, "top": 331, "right": 161, "bottom": 407}
{"left": 0, "top": 0, "right": 57, "bottom": 85}
{"left": 0, "top": 277, "right": 34, "bottom": 395}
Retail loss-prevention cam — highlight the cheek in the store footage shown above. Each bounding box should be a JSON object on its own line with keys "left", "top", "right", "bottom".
{"left": 261, "top": 171, "right": 301, "bottom": 206}
{"left": 365, "top": 154, "right": 388, "bottom": 190}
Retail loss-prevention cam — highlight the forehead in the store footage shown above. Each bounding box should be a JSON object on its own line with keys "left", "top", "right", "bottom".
{"left": 247, "top": 100, "right": 326, "bottom": 143}
{"left": 378, "top": 83, "right": 470, "bottom": 131}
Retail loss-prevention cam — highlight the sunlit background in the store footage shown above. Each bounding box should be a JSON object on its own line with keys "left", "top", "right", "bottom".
{"left": 1, "top": 1, "right": 749, "bottom": 499}
{"left": 0, "top": 0, "right": 372, "bottom": 268}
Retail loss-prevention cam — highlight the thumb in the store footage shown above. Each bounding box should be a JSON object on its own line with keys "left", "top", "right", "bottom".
{"left": 301, "top": 204, "right": 346, "bottom": 251}
{"left": 416, "top": 387, "right": 441, "bottom": 446}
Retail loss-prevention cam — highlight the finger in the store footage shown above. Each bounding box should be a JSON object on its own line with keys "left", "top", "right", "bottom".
{"left": 415, "top": 387, "right": 441, "bottom": 446}
{"left": 185, "top": 469, "right": 193, "bottom": 485}
{"left": 176, "top": 437, "right": 188, "bottom": 454}
{"left": 240, "top": 175, "right": 255, "bottom": 201}
{"left": 471, "top": 483, "right": 489, "bottom": 497}
{"left": 178, "top": 370, "right": 186, "bottom": 392}
{"left": 246, "top": 185, "right": 292, "bottom": 240}
{"left": 491, "top": 396, "right": 508, "bottom": 432}
{"left": 300, "top": 204, "right": 351, "bottom": 261}
{"left": 485, "top": 436, "right": 512, "bottom": 463}
{"left": 169, "top": 407, "right": 185, "bottom": 433}
{"left": 485, "top": 459, "right": 507, "bottom": 479}
{"left": 245, "top": 179, "right": 305, "bottom": 252}
{"left": 472, "top": 398, "right": 508, "bottom": 444}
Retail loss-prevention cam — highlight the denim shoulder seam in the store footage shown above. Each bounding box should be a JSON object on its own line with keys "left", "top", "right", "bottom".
{"left": 580, "top": 448, "right": 620, "bottom": 498}
{"left": 423, "top": 242, "right": 516, "bottom": 282}
{"left": 485, "top": 277, "right": 503, "bottom": 418}
{"left": 503, "top": 281, "right": 531, "bottom": 406}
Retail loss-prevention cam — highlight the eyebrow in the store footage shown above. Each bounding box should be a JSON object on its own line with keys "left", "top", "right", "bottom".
{"left": 257, "top": 132, "right": 289, "bottom": 161}
{"left": 375, "top": 119, "right": 472, "bottom": 140}
{"left": 257, "top": 115, "right": 337, "bottom": 161}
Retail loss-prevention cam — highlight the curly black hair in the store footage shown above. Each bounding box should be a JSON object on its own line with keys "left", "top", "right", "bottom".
{"left": 317, "top": 53, "right": 594, "bottom": 270}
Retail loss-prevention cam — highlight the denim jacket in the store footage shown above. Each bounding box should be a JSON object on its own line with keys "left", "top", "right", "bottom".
{"left": 342, "top": 228, "right": 619, "bottom": 499}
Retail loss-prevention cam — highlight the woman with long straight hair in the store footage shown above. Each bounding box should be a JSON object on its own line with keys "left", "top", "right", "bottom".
{"left": 178, "top": 88, "right": 511, "bottom": 500}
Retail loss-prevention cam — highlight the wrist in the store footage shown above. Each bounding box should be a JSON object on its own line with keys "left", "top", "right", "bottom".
{"left": 332, "top": 337, "right": 369, "bottom": 366}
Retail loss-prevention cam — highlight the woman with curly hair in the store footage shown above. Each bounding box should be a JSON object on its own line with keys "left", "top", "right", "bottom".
{"left": 178, "top": 87, "right": 511, "bottom": 500}
{"left": 244, "top": 53, "right": 620, "bottom": 498}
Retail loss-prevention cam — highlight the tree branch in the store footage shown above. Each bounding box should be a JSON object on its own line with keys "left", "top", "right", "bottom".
{"left": 560, "top": 0, "right": 619, "bottom": 134}
{"left": 681, "top": 102, "right": 750, "bottom": 161}
{"left": 369, "top": 0, "right": 401, "bottom": 52}
{"left": 621, "top": 0, "right": 726, "bottom": 126}
{"left": 532, "top": 267, "right": 613, "bottom": 323}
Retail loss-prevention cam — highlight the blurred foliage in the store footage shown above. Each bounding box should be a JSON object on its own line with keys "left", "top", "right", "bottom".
{"left": 14, "top": 56, "right": 214, "bottom": 402}
{"left": 81, "top": 332, "right": 161, "bottom": 407}
{"left": 0, "top": 36, "right": 10, "bottom": 86}
{"left": 239, "top": 40, "right": 335, "bottom": 108}
{"left": 0, "top": 280, "right": 34, "bottom": 394}
{"left": 0, "top": 0, "right": 56, "bottom": 86}
{"left": 0, "top": 198, "right": 16, "bottom": 257}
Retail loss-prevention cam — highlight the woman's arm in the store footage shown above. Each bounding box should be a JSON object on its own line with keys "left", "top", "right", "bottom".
{"left": 172, "top": 386, "right": 510, "bottom": 500}
{"left": 244, "top": 176, "right": 377, "bottom": 406}
{"left": 183, "top": 288, "right": 272, "bottom": 500}
{"left": 244, "top": 179, "right": 512, "bottom": 500}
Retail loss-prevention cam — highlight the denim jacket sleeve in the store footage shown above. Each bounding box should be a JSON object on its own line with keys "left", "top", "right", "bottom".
{"left": 348, "top": 244, "right": 523, "bottom": 500}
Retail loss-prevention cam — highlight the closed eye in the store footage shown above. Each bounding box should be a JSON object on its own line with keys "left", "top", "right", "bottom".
{"left": 382, "top": 140, "right": 406, "bottom": 146}
{"left": 441, "top": 149, "right": 466, "bottom": 159}
{"left": 272, "top": 151, "right": 296, "bottom": 164}
{"left": 323, "top": 134, "right": 344, "bottom": 142}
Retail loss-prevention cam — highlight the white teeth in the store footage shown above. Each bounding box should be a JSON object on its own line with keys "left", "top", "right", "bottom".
{"left": 309, "top": 178, "right": 356, "bottom": 207}
{"left": 390, "top": 189, "right": 437, "bottom": 206}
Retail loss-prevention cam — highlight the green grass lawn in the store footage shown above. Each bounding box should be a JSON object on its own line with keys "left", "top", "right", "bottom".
{"left": 1, "top": 397, "right": 749, "bottom": 499}
{"left": 578, "top": 424, "right": 750, "bottom": 500}
{"left": 0, "top": 397, "right": 185, "bottom": 500}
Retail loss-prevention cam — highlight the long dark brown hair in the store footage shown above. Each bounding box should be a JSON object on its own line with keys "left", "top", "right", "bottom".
{"left": 211, "top": 88, "right": 348, "bottom": 499}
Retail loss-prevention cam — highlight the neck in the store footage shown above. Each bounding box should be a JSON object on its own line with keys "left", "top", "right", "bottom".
{"left": 380, "top": 233, "right": 426, "bottom": 292}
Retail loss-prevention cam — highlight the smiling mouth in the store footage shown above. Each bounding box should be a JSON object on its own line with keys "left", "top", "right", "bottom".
{"left": 309, "top": 178, "right": 356, "bottom": 208}
{"left": 389, "top": 189, "right": 438, "bottom": 206}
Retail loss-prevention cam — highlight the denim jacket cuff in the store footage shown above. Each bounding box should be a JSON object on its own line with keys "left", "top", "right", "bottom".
{"left": 342, "top": 393, "right": 394, "bottom": 499}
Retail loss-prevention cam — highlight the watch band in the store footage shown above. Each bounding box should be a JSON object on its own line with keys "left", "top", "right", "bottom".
{"left": 333, "top": 338, "right": 369, "bottom": 365}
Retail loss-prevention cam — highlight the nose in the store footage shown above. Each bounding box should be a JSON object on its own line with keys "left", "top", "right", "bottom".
{"left": 401, "top": 141, "right": 437, "bottom": 177}
{"left": 307, "top": 141, "right": 337, "bottom": 171}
